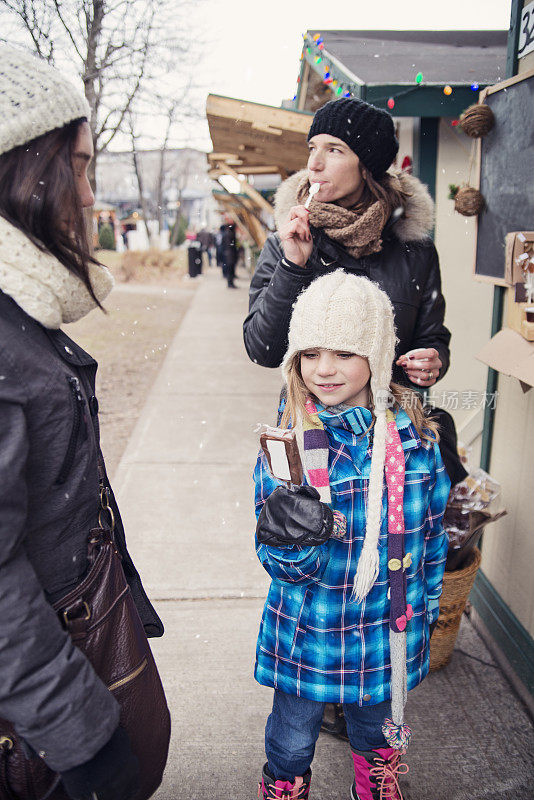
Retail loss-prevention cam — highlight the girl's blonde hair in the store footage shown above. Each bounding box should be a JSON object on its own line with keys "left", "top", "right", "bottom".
{"left": 280, "top": 352, "right": 439, "bottom": 444}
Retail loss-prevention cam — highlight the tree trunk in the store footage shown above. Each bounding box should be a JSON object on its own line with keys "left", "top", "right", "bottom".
{"left": 131, "top": 146, "right": 152, "bottom": 246}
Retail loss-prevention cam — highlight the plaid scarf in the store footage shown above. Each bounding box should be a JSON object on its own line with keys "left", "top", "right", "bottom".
{"left": 299, "top": 398, "right": 332, "bottom": 503}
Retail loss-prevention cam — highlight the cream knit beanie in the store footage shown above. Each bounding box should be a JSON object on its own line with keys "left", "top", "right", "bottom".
{"left": 0, "top": 45, "right": 90, "bottom": 156}
{"left": 282, "top": 271, "right": 398, "bottom": 601}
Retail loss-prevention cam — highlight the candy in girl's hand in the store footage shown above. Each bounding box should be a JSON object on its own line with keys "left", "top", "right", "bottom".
{"left": 259, "top": 428, "right": 303, "bottom": 484}
{"left": 305, "top": 182, "right": 321, "bottom": 209}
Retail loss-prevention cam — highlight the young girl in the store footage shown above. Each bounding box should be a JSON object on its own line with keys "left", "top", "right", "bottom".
{"left": 254, "top": 271, "right": 450, "bottom": 800}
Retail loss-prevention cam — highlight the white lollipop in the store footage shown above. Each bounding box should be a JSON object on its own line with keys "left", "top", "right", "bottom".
{"left": 305, "top": 182, "right": 321, "bottom": 209}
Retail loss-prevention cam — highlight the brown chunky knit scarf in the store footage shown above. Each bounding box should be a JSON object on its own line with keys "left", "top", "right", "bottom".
{"left": 296, "top": 175, "right": 392, "bottom": 259}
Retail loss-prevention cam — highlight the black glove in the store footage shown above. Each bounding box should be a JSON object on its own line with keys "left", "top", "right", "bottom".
{"left": 256, "top": 485, "right": 334, "bottom": 547}
{"left": 60, "top": 726, "right": 139, "bottom": 800}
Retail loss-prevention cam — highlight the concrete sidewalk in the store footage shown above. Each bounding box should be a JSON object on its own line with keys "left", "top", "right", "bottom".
{"left": 114, "top": 266, "right": 533, "bottom": 800}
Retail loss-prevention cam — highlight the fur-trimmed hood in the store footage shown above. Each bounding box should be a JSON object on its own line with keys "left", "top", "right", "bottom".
{"left": 273, "top": 168, "right": 434, "bottom": 242}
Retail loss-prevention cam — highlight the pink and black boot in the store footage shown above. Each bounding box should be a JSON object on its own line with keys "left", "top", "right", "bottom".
{"left": 259, "top": 763, "right": 311, "bottom": 799}
{"left": 350, "top": 747, "right": 408, "bottom": 800}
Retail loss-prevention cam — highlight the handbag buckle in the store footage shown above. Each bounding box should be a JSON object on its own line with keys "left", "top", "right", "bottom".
{"left": 99, "top": 485, "right": 115, "bottom": 533}
{"left": 0, "top": 736, "right": 13, "bottom": 751}
{"left": 62, "top": 601, "right": 91, "bottom": 627}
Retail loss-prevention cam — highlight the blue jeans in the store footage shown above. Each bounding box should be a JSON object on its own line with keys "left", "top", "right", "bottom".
{"left": 265, "top": 691, "right": 391, "bottom": 781}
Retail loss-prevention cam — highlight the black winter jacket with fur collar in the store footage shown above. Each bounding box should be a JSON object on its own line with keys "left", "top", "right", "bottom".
{"left": 243, "top": 170, "right": 451, "bottom": 387}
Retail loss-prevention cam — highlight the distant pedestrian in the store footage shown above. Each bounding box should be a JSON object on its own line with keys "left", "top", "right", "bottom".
{"left": 0, "top": 46, "right": 169, "bottom": 800}
{"left": 254, "top": 272, "right": 450, "bottom": 800}
{"left": 215, "top": 224, "right": 225, "bottom": 270}
{"left": 197, "top": 227, "right": 215, "bottom": 266}
{"left": 222, "top": 222, "right": 237, "bottom": 288}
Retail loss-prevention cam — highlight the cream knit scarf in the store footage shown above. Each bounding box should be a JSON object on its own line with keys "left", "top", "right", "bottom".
{"left": 0, "top": 215, "right": 113, "bottom": 328}
{"left": 296, "top": 175, "right": 392, "bottom": 259}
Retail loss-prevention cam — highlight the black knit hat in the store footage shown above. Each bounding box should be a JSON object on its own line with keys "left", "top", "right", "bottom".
{"left": 307, "top": 98, "right": 399, "bottom": 180}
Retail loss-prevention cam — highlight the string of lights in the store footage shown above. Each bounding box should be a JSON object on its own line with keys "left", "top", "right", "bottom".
{"left": 293, "top": 32, "right": 481, "bottom": 111}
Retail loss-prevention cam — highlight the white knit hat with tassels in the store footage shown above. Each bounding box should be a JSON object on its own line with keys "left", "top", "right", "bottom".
{"left": 282, "top": 270, "right": 398, "bottom": 602}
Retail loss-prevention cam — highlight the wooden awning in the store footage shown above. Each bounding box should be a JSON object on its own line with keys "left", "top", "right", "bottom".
{"left": 206, "top": 94, "right": 312, "bottom": 247}
{"left": 207, "top": 94, "right": 312, "bottom": 176}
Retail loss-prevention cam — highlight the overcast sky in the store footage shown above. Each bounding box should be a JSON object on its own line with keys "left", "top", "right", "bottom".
{"left": 173, "top": 0, "right": 511, "bottom": 151}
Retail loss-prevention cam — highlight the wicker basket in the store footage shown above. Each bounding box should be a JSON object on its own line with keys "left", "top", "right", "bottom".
{"left": 429, "top": 547, "right": 482, "bottom": 671}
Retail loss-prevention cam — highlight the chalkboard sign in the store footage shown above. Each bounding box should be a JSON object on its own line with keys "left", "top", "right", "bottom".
{"left": 474, "top": 69, "right": 534, "bottom": 285}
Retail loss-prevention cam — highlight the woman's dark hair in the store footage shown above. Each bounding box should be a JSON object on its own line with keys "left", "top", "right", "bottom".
{"left": 357, "top": 169, "right": 412, "bottom": 214}
{"left": 0, "top": 118, "right": 101, "bottom": 306}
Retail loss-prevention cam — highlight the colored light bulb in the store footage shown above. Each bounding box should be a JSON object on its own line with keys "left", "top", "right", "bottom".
{"left": 415, "top": 72, "right": 423, "bottom": 84}
{"left": 387, "top": 97, "right": 395, "bottom": 109}
{"left": 443, "top": 85, "right": 452, "bottom": 96}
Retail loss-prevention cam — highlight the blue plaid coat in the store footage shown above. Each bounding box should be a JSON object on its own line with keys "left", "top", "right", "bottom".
{"left": 253, "top": 405, "right": 450, "bottom": 706}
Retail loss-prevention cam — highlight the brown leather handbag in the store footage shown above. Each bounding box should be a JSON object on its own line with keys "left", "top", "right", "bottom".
{"left": 0, "top": 524, "right": 171, "bottom": 800}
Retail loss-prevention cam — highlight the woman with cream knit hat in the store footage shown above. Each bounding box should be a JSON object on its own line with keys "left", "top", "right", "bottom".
{"left": 0, "top": 47, "right": 169, "bottom": 799}
{"left": 254, "top": 271, "right": 450, "bottom": 800}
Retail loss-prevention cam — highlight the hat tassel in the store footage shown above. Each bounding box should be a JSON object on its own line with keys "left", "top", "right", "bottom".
{"left": 351, "top": 545, "right": 380, "bottom": 602}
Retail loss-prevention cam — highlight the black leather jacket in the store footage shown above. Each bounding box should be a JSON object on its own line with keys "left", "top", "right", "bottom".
{"left": 244, "top": 223, "right": 451, "bottom": 387}
{"left": 0, "top": 289, "right": 162, "bottom": 770}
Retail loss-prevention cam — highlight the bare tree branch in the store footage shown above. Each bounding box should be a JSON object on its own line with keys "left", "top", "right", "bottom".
{"left": 0, "top": 0, "right": 208, "bottom": 200}
{"left": 52, "top": 0, "right": 84, "bottom": 61}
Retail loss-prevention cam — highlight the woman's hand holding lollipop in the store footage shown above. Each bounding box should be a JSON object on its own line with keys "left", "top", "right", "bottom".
{"left": 279, "top": 183, "right": 320, "bottom": 268}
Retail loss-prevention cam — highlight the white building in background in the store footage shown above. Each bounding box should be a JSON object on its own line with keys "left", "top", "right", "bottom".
{"left": 95, "top": 147, "right": 220, "bottom": 239}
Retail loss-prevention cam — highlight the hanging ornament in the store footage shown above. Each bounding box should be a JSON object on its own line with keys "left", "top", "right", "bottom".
{"left": 443, "top": 85, "right": 452, "bottom": 96}
{"left": 387, "top": 97, "right": 395, "bottom": 109}
{"left": 459, "top": 103, "right": 495, "bottom": 138}
{"left": 448, "top": 185, "right": 485, "bottom": 216}
{"left": 415, "top": 72, "right": 423, "bottom": 84}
